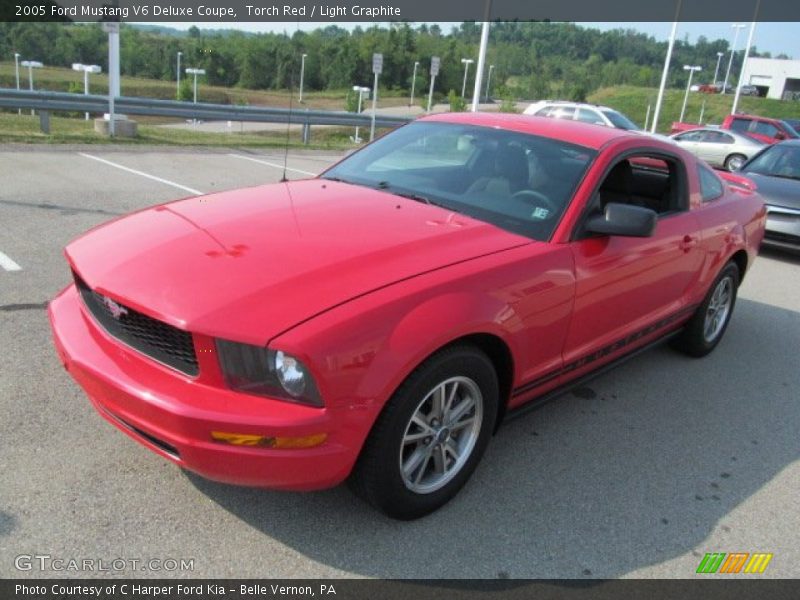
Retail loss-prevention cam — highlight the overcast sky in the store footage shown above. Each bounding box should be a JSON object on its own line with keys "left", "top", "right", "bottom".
{"left": 165, "top": 21, "right": 797, "bottom": 59}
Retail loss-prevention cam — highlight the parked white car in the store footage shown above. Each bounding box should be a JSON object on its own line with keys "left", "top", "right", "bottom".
{"left": 524, "top": 101, "right": 641, "bottom": 131}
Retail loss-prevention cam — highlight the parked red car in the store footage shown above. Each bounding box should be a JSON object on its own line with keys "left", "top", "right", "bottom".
{"left": 49, "top": 113, "right": 766, "bottom": 519}
{"left": 671, "top": 113, "right": 799, "bottom": 145}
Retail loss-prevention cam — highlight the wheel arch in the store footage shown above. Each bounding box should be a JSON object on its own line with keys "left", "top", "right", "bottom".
{"left": 729, "top": 248, "right": 748, "bottom": 283}
{"left": 443, "top": 332, "right": 515, "bottom": 432}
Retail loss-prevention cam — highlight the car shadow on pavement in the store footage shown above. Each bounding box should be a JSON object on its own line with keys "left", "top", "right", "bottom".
{"left": 758, "top": 246, "right": 800, "bottom": 265}
{"left": 187, "top": 297, "right": 799, "bottom": 579}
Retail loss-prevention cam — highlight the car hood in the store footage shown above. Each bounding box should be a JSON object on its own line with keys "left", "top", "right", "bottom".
{"left": 66, "top": 180, "right": 531, "bottom": 344}
{"left": 741, "top": 172, "right": 800, "bottom": 210}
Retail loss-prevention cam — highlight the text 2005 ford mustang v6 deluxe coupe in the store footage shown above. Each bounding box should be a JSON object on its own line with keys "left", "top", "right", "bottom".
{"left": 49, "top": 113, "right": 765, "bottom": 519}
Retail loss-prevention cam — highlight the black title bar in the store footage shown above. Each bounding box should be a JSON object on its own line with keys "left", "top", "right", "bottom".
{"left": 3, "top": 579, "right": 800, "bottom": 600}
{"left": 4, "top": 0, "right": 800, "bottom": 22}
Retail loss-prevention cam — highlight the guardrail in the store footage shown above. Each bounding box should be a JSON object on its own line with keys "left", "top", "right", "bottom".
{"left": 0, "top": 88, "right": 413, "bottom": 140}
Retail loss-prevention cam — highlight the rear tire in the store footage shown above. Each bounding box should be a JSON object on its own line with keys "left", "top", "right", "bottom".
{"left": 724, "top": 153, "right": 747, "bottom": 171}
{"left": 672, "top": 262, "right": 740, "bottom": 357}
{"left": 349, "top": 345, "right": 498, "bottom": 520}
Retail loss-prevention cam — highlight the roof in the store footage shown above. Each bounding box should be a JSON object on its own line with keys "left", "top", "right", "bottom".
{"left": 418, "top": 111, "right": 636, "bottom": 151}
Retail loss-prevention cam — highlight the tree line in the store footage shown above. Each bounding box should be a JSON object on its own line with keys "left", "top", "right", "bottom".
{"left": 0, "top": 21, "right": 785, "bottom": 102}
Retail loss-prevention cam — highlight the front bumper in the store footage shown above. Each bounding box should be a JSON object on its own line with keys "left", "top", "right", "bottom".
{"left": 763, "top": 205, "right": 800, "bottom": 249}
{"left": 48, "top": 284, "right": 359, "bottom": 491}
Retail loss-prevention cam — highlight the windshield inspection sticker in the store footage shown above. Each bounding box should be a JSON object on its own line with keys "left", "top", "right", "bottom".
{"left": 531, "top": 207, "right": 550, "bottom": 220}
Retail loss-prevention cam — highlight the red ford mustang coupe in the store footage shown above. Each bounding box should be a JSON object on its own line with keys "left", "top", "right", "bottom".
{"left": 49, "top": 113, "right": 765, "bottom": 519}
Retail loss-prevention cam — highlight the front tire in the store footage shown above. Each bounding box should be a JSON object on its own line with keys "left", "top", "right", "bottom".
{"left": 672, "top": 262, "right": 740, "bottom": 357}
{"left": 349, "top": 345, "right": 499, "bottom": 520}
{"left": 724, "top": 153, "right": 747, "bottom": 171}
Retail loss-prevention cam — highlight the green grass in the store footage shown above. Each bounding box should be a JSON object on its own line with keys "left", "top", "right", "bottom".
{"left": 0, "top": 112, "right": 369, "bottom": 149}
{"left": 0, "top": 61, "right": 407, "bottom": 110}
{"left": 588, "top": 85, "right": 800, "bottom": 133}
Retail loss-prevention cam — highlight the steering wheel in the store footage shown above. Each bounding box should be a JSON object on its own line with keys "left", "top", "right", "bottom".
{"left": 511, "top": 190, "right": 558, "bottom": 221}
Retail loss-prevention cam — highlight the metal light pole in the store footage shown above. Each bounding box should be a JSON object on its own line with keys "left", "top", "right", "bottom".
{"left": 21, "top": 60, "right": 43, "bottom": 116}
{"left": 485, "top": 64, "right": 495, "bottom": 102}
{"left": 650, "top": 0, "right": 682, "bottom": 134}
{"left": 176, "top": 51, "right": 182, "bottom": 99}
{"left": 299, "top": 53, "right": 307, "bottom": 103}
{"left": 352, "top": 85, "right": 370, "bottom": 143}
{"left": 370, "top": 53, "right": 382, "bottom": 141}
{"left": 722, "top": 23, "right": 746, "bottom": 94}
{"left": 185, "top": 67, "right": 205, "bottom": 104}
{"left": 14, "top": 52, "right": 21, "bottom": 115}
{"left": 732, "top": 6, "right": 760, "bottom": 115}
{"left": 460, "top": 58, "right": 474, "bottom": 99}
{"left": 713, "top": 51, "right": 724, "bottom": 84}
{"left": 427, "top": 56, "right": 440, "bottom": 113}
{"left": 72, "top": 63, "right": 102, "bottom": 120}
{"left": 680, "top": 65, "right": 702, "bottom": 123}
{"left": 409, "top": 61, "right": 419, "bottom": 107}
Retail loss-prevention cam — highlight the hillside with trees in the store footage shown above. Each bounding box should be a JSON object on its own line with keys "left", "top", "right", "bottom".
{"left": 0, "top": 21, "right": 788, "bottom": 102}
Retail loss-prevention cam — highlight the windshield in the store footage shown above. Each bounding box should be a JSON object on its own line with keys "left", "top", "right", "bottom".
{"left": 779, "top": 121, "right": 800, "bottom": 139}
{"left": 741, "top": 144, "right": 800, "bottom": 180}
{"left": 321, "top": 122, "right": 596, "bottom": 241}
{"left": 600, "top": 109, "right": 640, "bottom": 131}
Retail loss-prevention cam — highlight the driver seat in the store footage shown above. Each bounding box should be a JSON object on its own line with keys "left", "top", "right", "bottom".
{"left": 466, "top": 144, "right": 529, "bottom": 196}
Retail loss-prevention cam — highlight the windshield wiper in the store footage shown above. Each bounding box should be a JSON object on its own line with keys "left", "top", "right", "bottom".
{"left": 321, "top": 175, "right": 351, "bottom": 184}
{"left": 376, "top": 181, "right": 445, "bottom": 207}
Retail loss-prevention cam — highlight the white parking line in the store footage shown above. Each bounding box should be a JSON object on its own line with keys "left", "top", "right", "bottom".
{"left": 227, "top": 153, "right": 318, "bottom": 177}
{"left": 0, "top": 251, "right": 22, "bottom": 272}
{"left": 78, "top": 153, "right": 204, "bottom": 195}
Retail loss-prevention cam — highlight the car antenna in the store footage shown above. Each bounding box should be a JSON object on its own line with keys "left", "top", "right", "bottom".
{"left": 280, "top": 68, "right": 296, "bottom": 184}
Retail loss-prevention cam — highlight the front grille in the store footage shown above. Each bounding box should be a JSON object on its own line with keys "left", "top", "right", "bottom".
{"left": 74, "top": 274, "right": 199, "bottom": 376}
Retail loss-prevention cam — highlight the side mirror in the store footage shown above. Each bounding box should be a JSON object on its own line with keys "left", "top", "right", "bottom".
{"left": 585, "top": 203, "right": 657, "bottom": 238}
{"left": 775, "top": 132, "right": 786, "bottom": 140}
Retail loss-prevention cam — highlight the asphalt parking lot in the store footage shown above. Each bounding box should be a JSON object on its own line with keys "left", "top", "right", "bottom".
{"left": 1, "top": 145, "right": 798, "bottom": 579}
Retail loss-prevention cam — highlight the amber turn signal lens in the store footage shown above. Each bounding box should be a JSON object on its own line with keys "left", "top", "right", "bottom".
{"left": 211, "top": 431, "right": 327, "bottom": 449}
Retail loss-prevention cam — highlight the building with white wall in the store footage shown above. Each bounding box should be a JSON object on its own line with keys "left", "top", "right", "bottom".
{"left": 739, "top": 57, "right": 800, "bottom": 100}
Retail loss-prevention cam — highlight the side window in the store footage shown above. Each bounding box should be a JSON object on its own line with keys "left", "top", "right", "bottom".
{"left": 698, "top": 164, "right": 724, "bottom": 202}
{"left": 552, "top": 106, "right": 576, "bottom": 120}
{"left": 719, "top": 133, "right": 735, "bottom": 144}
{"left": 595, "top": 154, "right": 686, "bottom": 216}
{"left": 729, "top": 118, "right": 750, "bottom": 133}
{"left": 675, "top": 130, "right": 704, "bottom": 142}
{"left": 753, "top": 121, "right": 779, "bottom": 138}
{"left": 535, "top": 107, "right": 554, "bottom": 117}
{"left": 576, "top": 108, "right": 606, "bottom": 125}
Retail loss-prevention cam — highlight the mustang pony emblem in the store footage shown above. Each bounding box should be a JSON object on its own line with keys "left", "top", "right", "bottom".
{"left": 101, "top": 295, "right": 128, "bottom": 319}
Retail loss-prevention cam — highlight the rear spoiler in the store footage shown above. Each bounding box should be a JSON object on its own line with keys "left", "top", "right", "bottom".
{"left": 719, "top": 171, "right": 757, "bottom": 193}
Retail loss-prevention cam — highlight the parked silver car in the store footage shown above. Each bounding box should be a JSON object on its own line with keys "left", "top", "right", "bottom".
{"left": 670, "top": 127, "right": 764, "bottom": 171}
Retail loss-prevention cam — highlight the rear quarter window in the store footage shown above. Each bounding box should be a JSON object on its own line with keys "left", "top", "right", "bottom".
{"left": 698, "top": 164, "right": 724, "bottom": 202}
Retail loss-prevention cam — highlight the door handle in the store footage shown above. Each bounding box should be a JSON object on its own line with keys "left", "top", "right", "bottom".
{"left": 679, "top": 235, "right": 699, "bottom": 251}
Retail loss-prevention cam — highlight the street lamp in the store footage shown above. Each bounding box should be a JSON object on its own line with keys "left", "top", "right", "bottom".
{"left": 72, "top": 63, "right": 102, "bottom": 120}
{"left": 185, "top": 67, "right": 205, "bottom": 104}
{"left": 21, "top": 60, "right": 43, "bottom": 116}
{"left": 680, "top": 65, "right": 702, "bottom": 122}
{"left": 722, "top": 23, "right": 746, "bottom": 94}
{"left": 14, "top": 52, "right": 20, "bottom": 115}
{"left": 485, "top": 64, "right": 495, "bottom": 102}
{"left": 713, "top": 51, "right": 724, "bottom": 84}
{"left": 176, "top": 51, "right": 182, "bottom": 99}
{"left": 460, "top": 58, "right": 474, "bottom": 98}
{"left": 299, "top": 53, "right": 307, "bottom": 103}
{"left": 352, "top": 85, "right": 370, "bottom": 143}
{"left": 409, "top": 61, "right": 419, "bottom": 107}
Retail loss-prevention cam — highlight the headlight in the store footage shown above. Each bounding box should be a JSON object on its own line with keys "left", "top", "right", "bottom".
{"left": 215, "top": 339, "right": 322, "bottom": 407}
